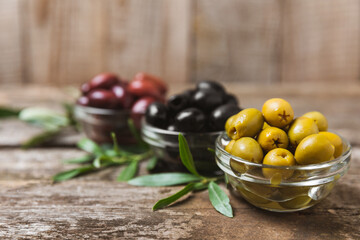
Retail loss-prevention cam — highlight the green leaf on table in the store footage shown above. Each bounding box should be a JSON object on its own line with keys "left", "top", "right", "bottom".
{"left": 93, "top": 156, "right": 102, "bottom": 168}
{"left": 22, "top": 128, "right": 61, "bottom": 149}
{"left": 153, "top": 183, "right": 195, "bottom": 210}
{"left": 128, "top": 118, "right": 148, "bottom": 148}
{"left": 0, "top": 106, "right": 20, "bottom": 118}
{"left": 62, "top": 102, "right": 76, "bottom": 126}
{"left": 52, "top": 165, "right": 94, "bottom": 182}
{"left": 128, "top": 172, "right": 202, "bottom": 186}
{"left": 178, "top": 134, "right": 200, "bottom": 177}
{"left": 193, "top": 181, "right": 209, "bottom": 191}
{"left": 208, "top": 181, "right": 233, "bottom": 218}
{"left": 146, "top": 156, "right": 158, "bottom": 171}
{"left": 117, "top": 161, "right": 139, "bottom": 181}
{"left": 63, "top": 155, "right": 92, "bottom": 164}
{"left": 77, "top": 138, "right": 103, "bottom": 156}
{"left": 207, "top": 147, "right": 215, "bottom": 154}
{"left": 19, "top": 107, "right": 68, "bottom": 129}
{"left": 111, "top": 132, "right": 121, "bottom": 155}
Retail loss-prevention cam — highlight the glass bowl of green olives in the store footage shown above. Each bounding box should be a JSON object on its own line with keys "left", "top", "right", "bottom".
{"left": 216, "top": 97, "right": 352, "bottom": 212}
{"left": 216, "top": 132, "right": 351, "bottom": 212}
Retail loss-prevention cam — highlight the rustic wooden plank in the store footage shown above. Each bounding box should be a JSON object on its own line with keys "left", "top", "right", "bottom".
{"left": 0, "top": 0, "right": 23, "bottom": 84}
{"left": 22, "top": 0, "right": 108, "bottom": 85}
{"left": 0, "top": 147, "right": 358, "bottom": 181}
{"left": 0, "top": 182, "right": 359, "bottom": 239}
{"left": 106, "top": 0, "right": 191, "bottom": 84}
{"left": 2, "top": 84, "right": 360, "bottom": 146}
{"left": 16, "top": 0, "right": 191, "bottom": 86}
{"left": 0, "top": 172, "right": 359, "bottom": 239}
{"left": 192, "top": 0, "right": 282, "bottom": 83}
{"left": 281, "top": 0, "right": 360, "bottom": 83}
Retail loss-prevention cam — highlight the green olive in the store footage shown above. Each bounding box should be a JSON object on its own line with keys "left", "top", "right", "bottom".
{"left": 225, "top": 114, "right": 237, "bottom": 135}
{"left": 302, "top": 111, "right": 328, "bottom": 131}
{"left": 226, "top": 108, "right": 264, "bottom": 140}
{"left": 225, "top": 139, "right": 236, "bottom": 153}
{"left": 230, "top": 137, "right": 263, "bottom": 163}
{"left": 294, "top": 134, "right": 335, "bottom": 165}
{"left": 262, "top": 122, "right": 271, "bottom": 130}
{"left": 279, "top": 196, "right": 312, "bottom": 209}
{"left": 262, "top": 98, "right": 294, "bottom": 128}
{"left": 262, "top": 148, "right": 295, "bottom": 180}
{"left": 288, "top": 117, "right": 319, "bottom": 146}
{"left": 319, "top": 132, "right": 343, "bottom": 158}
{"left": 257, "top": 127, "right": 289, "bottom": 152}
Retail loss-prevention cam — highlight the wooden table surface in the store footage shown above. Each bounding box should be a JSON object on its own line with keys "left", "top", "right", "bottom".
{"left": 0, "top": 84, "right": 359, "bottom": 240}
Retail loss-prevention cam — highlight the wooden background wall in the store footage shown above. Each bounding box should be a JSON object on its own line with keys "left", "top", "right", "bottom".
{"left": 0, "top": 0, "right": 359, "bottom": 86}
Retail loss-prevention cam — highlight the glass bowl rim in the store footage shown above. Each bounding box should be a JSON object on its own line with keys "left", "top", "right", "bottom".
{"left": 74, "top": 104, "right": 130, "bottom": 115}
{"left": 216, "top": 131, "right": 352, "bottom": 171}
{"left": 141, "top": 119, "right": 223, "bottom": 137}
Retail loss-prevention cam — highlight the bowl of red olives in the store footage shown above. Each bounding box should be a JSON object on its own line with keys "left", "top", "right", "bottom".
{"left": 216, "top": 98, "right": 352, "bottom": 212}
{"left": 142, "top": 80, "right": 242, "bottom": 175}
{"left": 75, "top": 72, "right": 167, "bottom": 144}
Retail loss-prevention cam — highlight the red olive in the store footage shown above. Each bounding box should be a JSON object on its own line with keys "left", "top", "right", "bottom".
{"left": 80, "top": 82, "right": 91, "bottom": 95}
{"left": 133, "top": 72, "right": 167, "bottom": 94}
{"left": 111, "top": 84, "right": 134, "bottom": 109}
{"left": 131, "top": 97, "right": 156, "bottom": 128}
{"left": 88, "top": 89, "right": 118, "bottom": 109}
{"left": 128, "top": 78, "right": 164, "bottom": 100}
{"left": 76, "top": 96, "right": 90, "bottom": 106}
{"left": 89, "top": 73, "right": 121, "bottom": 90}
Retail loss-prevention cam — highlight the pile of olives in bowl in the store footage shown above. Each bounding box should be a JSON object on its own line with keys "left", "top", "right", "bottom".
{"left": 141, "top": 80, "right": 241, "bottom": 175}
{"left": 216, "top": 98, "right": 352, "bottom": 212}
{"left": 74, "top": 72, "right": 167, "bottom": 143}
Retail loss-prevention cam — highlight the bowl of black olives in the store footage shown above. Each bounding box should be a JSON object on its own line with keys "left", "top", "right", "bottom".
{"left": 142, "top": 80, "right": 241, "bottom": 175}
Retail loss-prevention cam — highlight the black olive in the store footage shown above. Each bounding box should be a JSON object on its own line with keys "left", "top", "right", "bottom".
{"left": 145, "top": 102, "right": 168, "bottom": 129}
{"left": 182, "top": 89, "right": 196, "bottom": 98}
{"left": 167, "top": 94, "right": 190, "bottom": 114}
{"left": 167, "top": 124, "right": 178, "bottom": 131}
{"left": 224, "top": 94, "right": 238, "bottom": 106}
{"left": 174, "top": 108, "right": 206, "bottom": 132}
{"left": 196, "top": 80, "right": 225, "bottom": 94}
{"left": 192, "top": 89, "right": 224, "bottom": 112}
{"left": 209, "top": 104, "right": 241, "bottom": 131}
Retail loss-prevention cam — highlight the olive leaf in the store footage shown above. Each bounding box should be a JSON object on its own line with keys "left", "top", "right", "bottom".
{"left": 111, "top": 132, "right": 121, "bottom": 155}
{"left": 93, "top": 156, "right": 102, "bottom": 168}
{"left": 128, "top": 173, "right": 202, "bottom": 187}
{"left": 146, "top": 156, "right": 158, "bottom": 171}
{"left": 63, "top": 155, "right": 92, "bottom": 164}
{"left": 128, "top": 118, "right": 148, "bottom": 148}
{"left": 22, "top": 128, "right": 62, "bottom": 149}
{"left": 153, "top": 183, "right": 195, "bottom": 210}
{"left": 117, "top": 161, "right": 139, "bottom": 181}
{"left": 178, "top": 134, "right": 201, "bottom": 177}
{"left": 52, "top": 165, "right": 95, "bottom": 182}
{"left": 207, "top": 147, "right": 215, "bottom": 154}
{"left": 77, "top": 138, "right": 103, "bottom": 156}
{"left": 19, "top": 107, "right": 69, "bottom": 129}
{"left": 0, "top": 106, "right": 20, "bottom": 118}
{"left": 208, "top": 181, "right": 233, "bottom": 218}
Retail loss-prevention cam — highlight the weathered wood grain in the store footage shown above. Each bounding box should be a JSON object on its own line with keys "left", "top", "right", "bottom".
{"left": 1, "top": 1, "right": 360, "bottom": 85}
{"left": 15, "top": 0, "right": 191, "bottom": 86}
{"left": 0, "top": 0, "right": 23, "bottom": 85}
{"left": 192, "top": 0, "right": 282, "bottom": 83}
{"left": 0, "top": 147, "right": 359, "bottom": 239}
{"left": 1, "top": 84, "right": 360, "bottom": 146}
{"left": 0, "top": 85, "right": 360, "bottom": 238}
{"left": 281, "top": 0, "right": 360, "bottom": 83}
